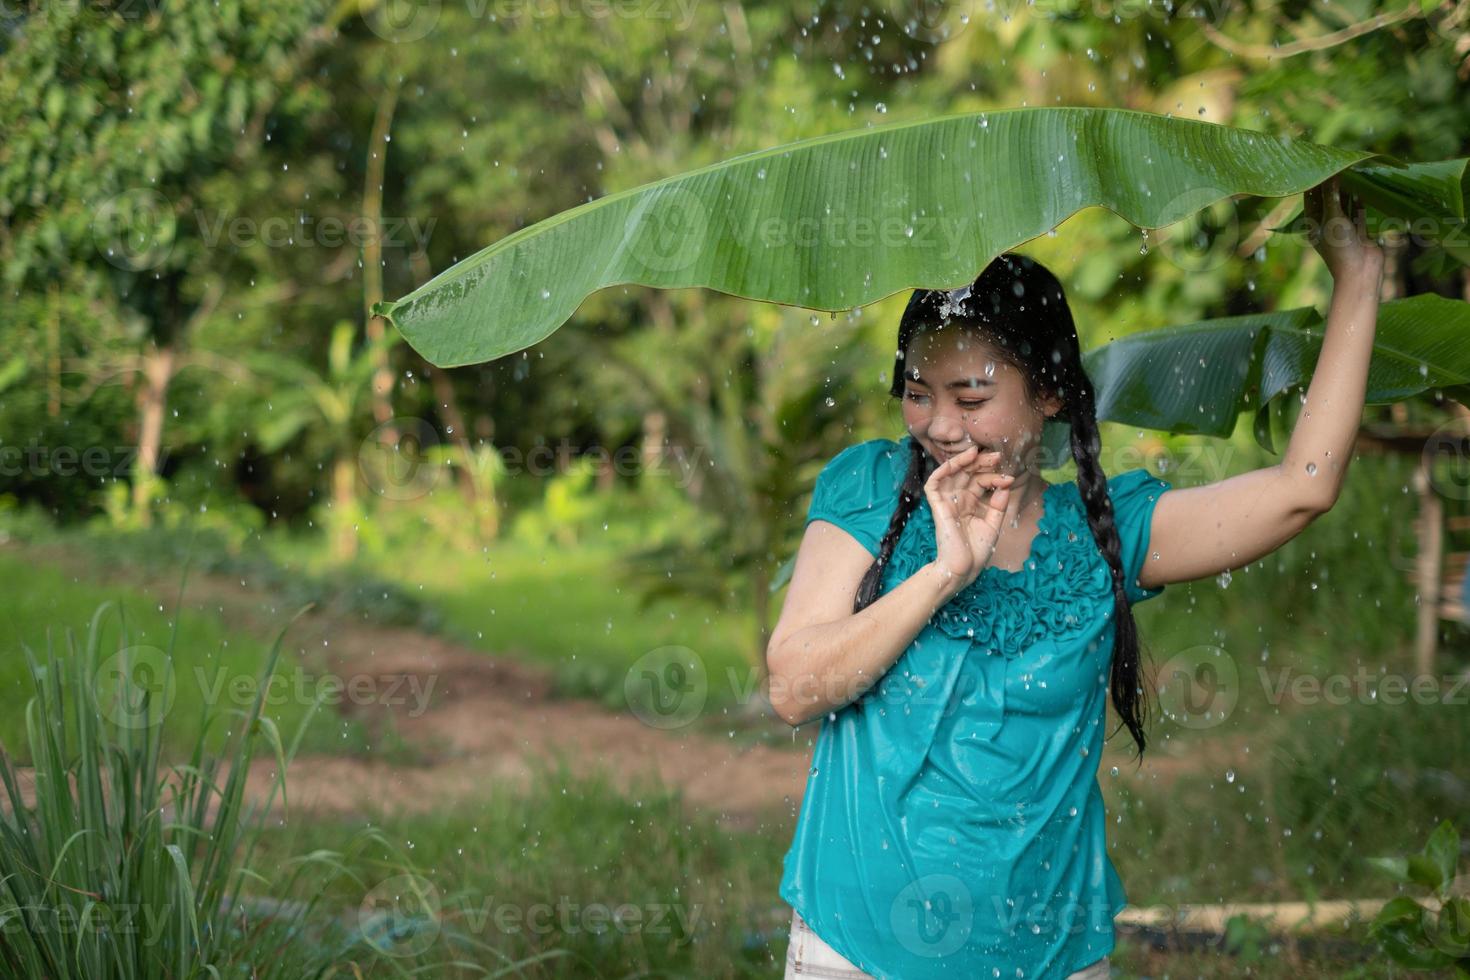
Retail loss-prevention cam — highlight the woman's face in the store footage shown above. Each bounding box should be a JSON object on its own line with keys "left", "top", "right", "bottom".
{"left": 899, "top": 327, "right": 1062, "bottom": 476}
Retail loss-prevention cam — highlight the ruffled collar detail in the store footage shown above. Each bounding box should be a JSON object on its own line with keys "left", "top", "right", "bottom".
{"left": 881, "top": 480, "right": 1113, "bottom": 657}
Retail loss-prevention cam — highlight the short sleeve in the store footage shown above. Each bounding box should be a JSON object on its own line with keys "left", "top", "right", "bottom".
{"left": 805, "top": 439, "right": 904, "bottom": 559}
{"left": 1106, "top": 468, "right": 1173, "bottom": 605}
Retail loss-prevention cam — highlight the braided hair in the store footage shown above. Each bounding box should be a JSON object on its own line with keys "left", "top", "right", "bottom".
{"left": 853, "top": 252, "right": 1155, "bottom": 761}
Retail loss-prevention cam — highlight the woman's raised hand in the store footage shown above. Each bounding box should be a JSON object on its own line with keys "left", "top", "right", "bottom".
{"left": 1303, "top": 174, "right": 1384, "bottom": 284}
{"left": 923, "top": 447, "right": 1015, "bottom": 598}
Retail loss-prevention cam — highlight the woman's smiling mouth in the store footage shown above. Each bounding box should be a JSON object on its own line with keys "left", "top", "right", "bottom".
{"left": 936, "top": 444, "right": 992, "bottom": 462}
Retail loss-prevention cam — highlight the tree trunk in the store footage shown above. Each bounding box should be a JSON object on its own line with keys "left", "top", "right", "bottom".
{"left": 363, "top": 81, "right": 401, "bottom": 431}
{"left": 47, "top": 284, "right": 61, "bottom": 418}
{"left": 332, "top": 454, "right": 359, "bottom": 562}
{"left": 1413, "top": 455, "right": 1442, "bottom": 675}
{"left": 427, "top": 363, "right": 498, "bottom": 538}
{"left": 641, "top": 409, "right": 667, "bottom": 471}
{"left": 132, "top": 344, "right": 177, "bottom": 526}
{"left": 427, "top": 365, "right": 477, "bottom": 500}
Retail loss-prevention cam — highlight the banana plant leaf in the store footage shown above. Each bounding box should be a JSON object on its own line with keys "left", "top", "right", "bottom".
{"left": 1038, "top": 291, "right": 1470, "bottom": 464}
{"left": 374, "top": 106, "right": 1469, "bottom": 377}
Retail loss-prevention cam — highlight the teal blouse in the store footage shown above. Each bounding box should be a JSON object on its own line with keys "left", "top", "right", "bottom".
{"left": 778, "top": 434, "right": 1173, "bottom": 980}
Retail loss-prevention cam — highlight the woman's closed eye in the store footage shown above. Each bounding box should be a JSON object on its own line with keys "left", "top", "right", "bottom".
{"left": 905, "top": 391, "right": 987, "bottom": 410}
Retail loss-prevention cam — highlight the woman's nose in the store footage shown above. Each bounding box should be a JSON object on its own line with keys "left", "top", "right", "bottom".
{"left": 927, "top": 413, "right": 967, "bottom": 442}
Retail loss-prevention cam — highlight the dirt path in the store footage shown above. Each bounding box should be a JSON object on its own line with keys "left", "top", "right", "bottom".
{"left": 243, "top": 632, "right": 815, "bottom": 830}
{"left": 4, "top": 541, "right": 1250, "bottom": 830}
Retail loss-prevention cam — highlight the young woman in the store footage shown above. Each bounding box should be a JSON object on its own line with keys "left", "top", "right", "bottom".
{"left": 766, "top": 176, "right": 1383, "bottom": 979}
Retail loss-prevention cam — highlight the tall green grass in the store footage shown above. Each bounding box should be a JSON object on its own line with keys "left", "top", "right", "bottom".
{"left": 0, "top": 591, "right": 549, "bottom": 977}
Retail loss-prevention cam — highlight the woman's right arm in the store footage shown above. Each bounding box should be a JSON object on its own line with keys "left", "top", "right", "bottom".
{"left": 766, "top": 446, "right": 1013, "bottom": 727}
{"left": 764, "top": 523, "right": 962, "bottom": 728}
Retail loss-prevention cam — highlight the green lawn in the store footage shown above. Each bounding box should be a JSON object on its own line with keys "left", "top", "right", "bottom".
{"left": 271, "top": 532, "right": 767, "bottom": 718}
{"left": 0, "top": 550, "right": 380, "bottom": 761}
{"left": 243, "top": 756, "right": 1437, "bottom": 978}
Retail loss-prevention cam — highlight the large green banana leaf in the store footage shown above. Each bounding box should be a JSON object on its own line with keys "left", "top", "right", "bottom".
{"left": 373, "top": 106, "right": 1469, "bottom": 375}
{"left": 1037, "top": 291, "right": 1470, "bottom": 464}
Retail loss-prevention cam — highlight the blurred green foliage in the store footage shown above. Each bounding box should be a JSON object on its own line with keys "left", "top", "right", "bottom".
{"left": 0, "top": 0, "right": 1467, "bottom": 662}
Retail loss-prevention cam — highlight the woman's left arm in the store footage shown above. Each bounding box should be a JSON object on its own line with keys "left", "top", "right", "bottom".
{"left": 1138, "top": 175, "right": 1387, "bottom": 590}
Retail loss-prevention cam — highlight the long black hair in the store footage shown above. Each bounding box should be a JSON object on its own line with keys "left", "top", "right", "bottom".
{"left": 854, "top": 251, "right": 1155, "bottom": 761}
